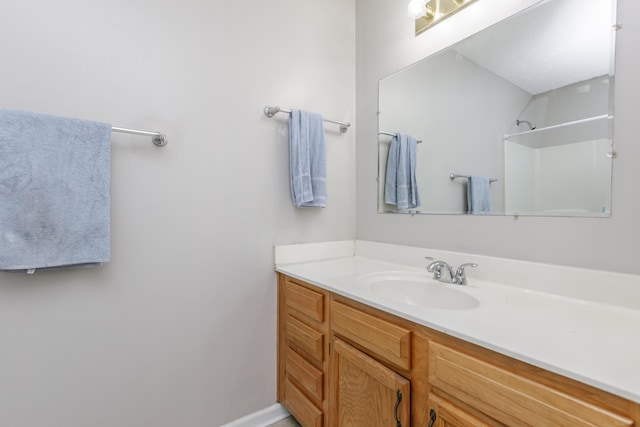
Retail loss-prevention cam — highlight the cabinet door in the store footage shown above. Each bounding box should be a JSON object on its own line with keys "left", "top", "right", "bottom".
{"left": 332, "top": 339, "right": 410, "bottom": 427}
{"left": 427, "top": 393, "right": 494, "bottom": 427}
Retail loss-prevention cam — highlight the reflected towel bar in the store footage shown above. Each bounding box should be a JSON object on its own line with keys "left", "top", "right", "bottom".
{"left": 378, "top": 131, "right": 423, "bottom": 144}
{"left": 264, "top": 106, "right": 350, "bottom": 133}
{"left": 112, "top": 126, "right": 168, "bottom": 147}
{"left": 450, "top": 173, "right": 497, "bottom": 183}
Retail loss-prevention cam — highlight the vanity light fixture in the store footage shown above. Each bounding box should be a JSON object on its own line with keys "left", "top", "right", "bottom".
{"left": 410, "top": 0, "right": 479, "bottom": 35}
{"left": 408, "top": 0, "right": 434, "bottom": 20}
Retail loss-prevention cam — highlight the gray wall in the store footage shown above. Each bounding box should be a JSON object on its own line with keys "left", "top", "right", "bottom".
{"left": 356, "top": 0, "right": 640, "bottom": 274}
{"left": 0, "top": 1, "right": 355, "bottom": 426}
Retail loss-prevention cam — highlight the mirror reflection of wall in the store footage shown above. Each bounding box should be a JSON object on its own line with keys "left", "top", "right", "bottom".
{"left": 378, "top": 0, "right": 616, "bottom": 217}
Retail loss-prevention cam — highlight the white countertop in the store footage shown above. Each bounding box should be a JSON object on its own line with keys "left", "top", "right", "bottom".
{"left": 276, "top": 254, "right": 640, "bottom": 403}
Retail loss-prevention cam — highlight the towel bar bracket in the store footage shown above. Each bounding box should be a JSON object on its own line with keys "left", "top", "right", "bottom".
{"left": 152, "top": 134, "right": 168, "bottom": 147}
{"left": 264, "top": 106, "right": 279, "bottom": 118}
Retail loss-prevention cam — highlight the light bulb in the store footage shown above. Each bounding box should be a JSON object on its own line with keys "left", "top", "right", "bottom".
{"left": 407, "top": 0, "right": 428, "bottom": 19}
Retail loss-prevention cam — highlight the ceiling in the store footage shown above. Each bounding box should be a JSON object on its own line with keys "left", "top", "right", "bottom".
{"left": 453, "top": 0, "right": 615, "bottom": 95}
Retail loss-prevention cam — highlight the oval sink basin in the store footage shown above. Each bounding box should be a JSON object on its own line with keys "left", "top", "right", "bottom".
{"left": 357, "top": 272, "right": 479, "bottom": 310}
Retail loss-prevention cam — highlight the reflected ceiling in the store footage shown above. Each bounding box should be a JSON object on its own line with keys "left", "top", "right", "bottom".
{"left": 453, "top": 0, "right": 614, "bottom": 94}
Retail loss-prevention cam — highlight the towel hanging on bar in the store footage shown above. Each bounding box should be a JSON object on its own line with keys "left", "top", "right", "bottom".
{"left": 289, "top": 109, "right": 327, "bottom": 208}
{"left": 264, "top": 106, "right": 350, "bottom": 133}
{"left": 0, "top": 108, "right": 111, "bottom": 272}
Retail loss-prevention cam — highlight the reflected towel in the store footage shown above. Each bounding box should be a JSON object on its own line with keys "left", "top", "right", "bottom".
{"left": 384, "top": 133, "right": 420, "bottom": 209}
{"left": 0, "top": 108, "right": 112, "bottom": 271}
{"left": 467, "top": 176, "right": 491, "bottom": 214}
{"left": 289, "top": 109, "right": 326, "bottom": 208}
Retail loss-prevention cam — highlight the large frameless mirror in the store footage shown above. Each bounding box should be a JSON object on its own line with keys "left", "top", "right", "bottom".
{"left": 378, "top": 0, "right": 617, "bottom": 216}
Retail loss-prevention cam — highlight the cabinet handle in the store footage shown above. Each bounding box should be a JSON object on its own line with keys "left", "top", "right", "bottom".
{"left": 394, "top": 390, "right": 402, "bottom": 427}
{"left": 427, "top": 408, "right": 437, "bottom": 427}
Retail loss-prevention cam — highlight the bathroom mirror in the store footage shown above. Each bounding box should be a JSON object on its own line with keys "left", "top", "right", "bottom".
{"left": 378, "top": 0, "right": 616, "bottom": 216}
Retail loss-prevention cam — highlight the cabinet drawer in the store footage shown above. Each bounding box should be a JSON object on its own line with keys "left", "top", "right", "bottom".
{"left": 286, "top": 347, "right": 324, "bottom": 403}
{"left": 428, "top": 342, "right": 633, "bottom": 427}
{"left": 332, "top": 301, "right": 411, "bottom": 371}
{"left": 286, "top": 315, "right": 324, "bottom": 365}
{"left": 284, "top": 277, "right": 325, "bottom": 323}
{"left": 284, "top": 378, "right": 323, "bottom": 427}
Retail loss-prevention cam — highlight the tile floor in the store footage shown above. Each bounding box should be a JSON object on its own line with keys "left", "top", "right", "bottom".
{"left": 269, "top": 416, "right": 301, "bottom": 427}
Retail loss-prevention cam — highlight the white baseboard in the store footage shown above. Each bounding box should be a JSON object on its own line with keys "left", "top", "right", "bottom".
{"left": 220, "top": 403, "right": 290, "bottom": 427}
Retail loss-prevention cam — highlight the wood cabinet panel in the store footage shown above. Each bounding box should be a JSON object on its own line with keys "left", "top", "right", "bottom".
{"left": 284, "top": 277, "right": 325, "bottom": 323}
{"left": 284, "top": 378, "right": 323, "bottom": 427}
{"left": 286, "top": 314, "right": 324, "bottom": 366}
{"left": 278, "top": 274, "right": 330, "bottom": 426}
{"left": 332, "top": 339, "right": 410, "bottom": 427}
{"left": 286, "top": 347, "right": 324, "bottom": 404}
{"left": 331, "top": 300, "right": 411, "bottom": 371}
{"left": 427, "top": 393, "right": 495, "bottom": 427}
{"left": 429, "top": 341, "right": 633, "bottom": 427}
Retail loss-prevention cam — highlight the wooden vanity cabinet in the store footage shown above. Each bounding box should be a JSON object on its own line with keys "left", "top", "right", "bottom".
{"left": 330, "top": 297, "right": 413, "bottom": 426}
{"left": 331, "top": 339, "right": 410, "bottom": 426}
{"left": 427, "top": 341, "right": 634, "bottom": 427}
{"left": 277, "top": 274, "right": 640, "bottom": 427}
{"left": 278, "top": 274, "right": 330, "bottom": 427}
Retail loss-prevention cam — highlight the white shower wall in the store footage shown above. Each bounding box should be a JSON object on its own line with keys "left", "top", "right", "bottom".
{"left": 0, "top": 1, "right": 355, "bottom": 426}
{"left": 505, "top": 139, "right": 612, "bottom": 215}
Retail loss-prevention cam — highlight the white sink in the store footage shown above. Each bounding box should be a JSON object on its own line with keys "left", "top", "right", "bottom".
{"left": 356, "top": 271, "right": 480, "bottom": 310}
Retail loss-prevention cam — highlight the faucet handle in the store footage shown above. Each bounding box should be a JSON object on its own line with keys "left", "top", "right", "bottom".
{"left": 425, "top": 257, "right": 438, "bottom": 272}
{"left": 425, "top": 257, "right": 443, "bottom": 280}
{"left": 454, "top": 263, "right": 478, "bottom": 286}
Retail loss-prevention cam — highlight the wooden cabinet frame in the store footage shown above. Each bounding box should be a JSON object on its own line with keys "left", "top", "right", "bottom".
{"left": 278, "top": 274, "right": 640, "bottom": 426}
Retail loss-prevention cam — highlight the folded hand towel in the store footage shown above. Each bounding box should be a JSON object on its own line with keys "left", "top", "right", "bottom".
{"left": 467, "top": 176, "right": 491, "bottom": 214}
{"left": 0, "top": 108, "right": 112, "bottom": 271}
{"left": 384, "top": 133, "right": 420, "bottom": 209}
{"left": 289, "top": 109, "right": 326, "bottom": 208}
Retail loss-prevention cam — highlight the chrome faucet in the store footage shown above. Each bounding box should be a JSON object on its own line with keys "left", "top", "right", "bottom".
{"left": 426, "top": 258, "right": 455, "bottom": 282}
{"left": 453, "top": 263, "right": 478, "bottom": 285}
{"left": 425, "top": 257, "right": 477, "bottom": 285}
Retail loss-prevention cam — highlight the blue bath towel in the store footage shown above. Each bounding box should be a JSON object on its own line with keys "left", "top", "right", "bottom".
{"left": 384, "top": 133, "right": 420, "bottom": 209}
{"left": 0, "top": 108, "right": 112, "bottom": 272}
{"left": 289, "top": 109, "right": 326, "bottom": 208}
{"left": 467, "top": 176, "right": 491, "bottom": 214}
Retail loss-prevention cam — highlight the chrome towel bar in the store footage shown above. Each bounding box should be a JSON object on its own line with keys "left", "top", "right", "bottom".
{"left": 450, "top": 173, "right": 497, "bottom": 183}
{"left": 378, "top": 131, "right": 422, "bottom": 144}
{"left": 264, "top": 106, "right": 350, "bottom": 133}
{"left": 112, "top": 126, "right": 168, "bottom": 147}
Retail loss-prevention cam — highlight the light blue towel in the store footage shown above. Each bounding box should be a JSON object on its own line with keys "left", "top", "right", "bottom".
{"left": 467, "top": 176, "right": 491, "bottom": 214}
{"left": 289, "top": 109, "right": 326, "bottom": 208}
{"left": 384, "top": 133, "right": 420, "bottom": 209}
{"left": 0, "top": 108, "right": 112, "bottom": 271}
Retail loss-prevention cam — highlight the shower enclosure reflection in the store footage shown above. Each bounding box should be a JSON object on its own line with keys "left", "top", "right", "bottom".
{"left": 378, "top": 0, "right": 616, "bottom": 216}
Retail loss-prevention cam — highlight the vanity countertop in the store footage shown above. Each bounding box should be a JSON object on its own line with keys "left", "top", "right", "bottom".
{"left": 276, "top": 255, "right": 640, "bottom": 403}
